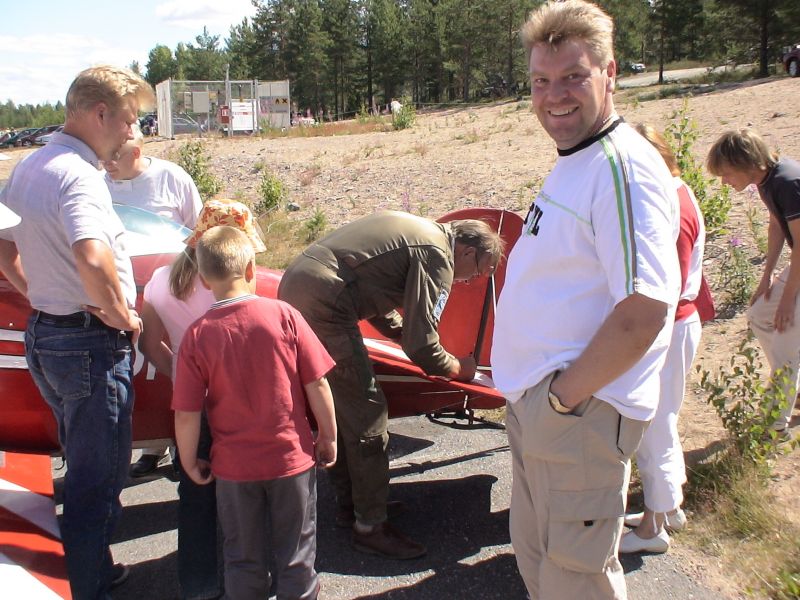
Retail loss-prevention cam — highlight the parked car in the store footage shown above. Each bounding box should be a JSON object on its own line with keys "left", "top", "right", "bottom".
{"left": 141, "top": 113, "right": 205, "bottom": 136}
{"left": 32, "top": 124, "right": 63, "bottom": 145}
{"left": 0, "top": 127, "right": 39, "bottom": 148}
{"left": 172, "top": 114, "right": 205, "bottom": 135}
{"left": 12, "top": 127, "right": 49, "bottom": 147}
{"left": 630, "top": 63, "right": 646, "bottom": 73}
{"left": 782, "top": 44, "right": 800, "bottom": 77}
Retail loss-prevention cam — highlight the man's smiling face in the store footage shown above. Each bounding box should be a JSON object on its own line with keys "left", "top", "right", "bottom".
{"left": 529, "top": 38, "right": 615, "bottom": 150}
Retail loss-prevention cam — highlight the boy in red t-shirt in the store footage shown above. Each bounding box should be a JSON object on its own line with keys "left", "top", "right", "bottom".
{"left": 173, "top": 225, "right": 337, "bottom": 600}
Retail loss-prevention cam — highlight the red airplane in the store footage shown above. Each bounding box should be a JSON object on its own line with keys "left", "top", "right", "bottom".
{"left": 0, "top": 204, "right": 522, "bottom": 598}
{"left": 0, "top": 205, "right": 522, "bottom": 455}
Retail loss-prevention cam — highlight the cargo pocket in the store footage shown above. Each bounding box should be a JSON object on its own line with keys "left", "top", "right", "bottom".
{"left": 359, "top": 433, "right": 387, "bottom": 457}
{"left": 324, "top": 333, "right": 357, "bottom": 364}
{"left": 546, "top": 487, "right": 625, "bottom": 574}
{"left": 616, "top": 415, "right": 646, "bottom": 459}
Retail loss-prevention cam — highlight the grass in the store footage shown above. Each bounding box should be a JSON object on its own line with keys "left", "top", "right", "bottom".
{"left": 255, "top": 212, "right": 308, "bottom": 270}
{"left": 298, "top": 164, "right": 322, "bottom": 186}
{"left": 454, "top": 128, "right": 482, "bottom": 144}
{"left": 259, "top": 119, "right": 392, "bottom": 139}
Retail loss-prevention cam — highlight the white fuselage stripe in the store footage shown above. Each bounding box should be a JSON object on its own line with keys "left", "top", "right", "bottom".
{"left": 0, "top": 478, "right": 61, "bottom": 539}
{"left": 0, "top": 557, "right": 64, "bottom": 600}
{"left": 0, "top": 329, "right": 25, "bottom": 342}
{"left": 0, "top": 355, "right": 28, "bottom": 369}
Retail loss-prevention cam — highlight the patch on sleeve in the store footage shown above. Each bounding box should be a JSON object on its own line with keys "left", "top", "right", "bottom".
{"left": 433, "top": 289, "right": 449, "bottom": 321}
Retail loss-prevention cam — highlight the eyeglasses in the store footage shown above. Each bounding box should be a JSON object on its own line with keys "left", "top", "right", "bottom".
{"left": 472, "top": 251, "right": 496, "bottom": 279}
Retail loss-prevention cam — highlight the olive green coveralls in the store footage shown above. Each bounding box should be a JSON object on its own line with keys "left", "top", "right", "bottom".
{"left": 278, "top": 211, "right": 459, "bottom": 525}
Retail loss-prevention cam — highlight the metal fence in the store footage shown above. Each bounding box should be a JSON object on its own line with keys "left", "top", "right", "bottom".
{"left": 153, "top": 79, "right": 291, "bottom": 139}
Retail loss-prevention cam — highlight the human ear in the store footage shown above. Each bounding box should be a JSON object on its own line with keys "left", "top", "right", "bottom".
{"left": 96, "top": 102, "right": 109, "bottom": 124}
{"left": 606, "top": 60, "right": 617, "bottom": 92}
{"left": 245, "top": 259, "right": 255, "bottom": 282}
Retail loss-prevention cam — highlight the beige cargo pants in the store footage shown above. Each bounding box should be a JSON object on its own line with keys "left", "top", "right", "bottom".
{"left": 505, "top": 372, "right": 647, "bottom": 600}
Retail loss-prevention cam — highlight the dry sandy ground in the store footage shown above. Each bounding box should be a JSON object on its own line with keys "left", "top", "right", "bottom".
{"left": 2, "top": 76, "right": 799, "bottom": 597}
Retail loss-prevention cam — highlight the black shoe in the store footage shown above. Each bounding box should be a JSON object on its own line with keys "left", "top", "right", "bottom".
{"left": 110, "top": 563, "right": 130, "bottom": 589}
{"left": 130, "top": 454, "right": 165, "bottom": 477}
{"left": 335, "top": 500, "right": 408, "bottom": 528}
{"left": 351, "top": 522, "right": 426, "bottom": 559}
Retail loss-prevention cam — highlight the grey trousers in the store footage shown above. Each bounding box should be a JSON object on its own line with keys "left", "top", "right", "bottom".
{"left": 506, "top": 373, "right": 647, "bottom": 600}
{"left": 216, "top": 468, "right": 318, "bottom": 600}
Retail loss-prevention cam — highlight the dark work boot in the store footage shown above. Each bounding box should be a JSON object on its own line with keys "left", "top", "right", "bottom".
{"left": 351, "top": 522, "right": 426, "bottom": 559}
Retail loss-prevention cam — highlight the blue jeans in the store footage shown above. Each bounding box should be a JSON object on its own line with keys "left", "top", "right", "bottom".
{"left": 176, "top": 412, "right": 221, "bottom": 599}
{"left": 25, "top": 311, "right": 134, "bottom": 600}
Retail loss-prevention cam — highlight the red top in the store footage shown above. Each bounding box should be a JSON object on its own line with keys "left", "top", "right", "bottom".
{"left": 675, "top": 183, "right": 715, "bottom": 322}
{"left": 173, "top": 296, "right": 335, "bottom": 481}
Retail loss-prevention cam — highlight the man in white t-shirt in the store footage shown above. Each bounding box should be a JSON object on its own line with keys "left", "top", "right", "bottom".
{"left": 104, "top": 123, "right": 203, "bottom": 476}
{"left": 490, "top": 2, "right": 680, "bottom": 598}
{"left": 104, "top": 123, "right": 202, "bottom": 228}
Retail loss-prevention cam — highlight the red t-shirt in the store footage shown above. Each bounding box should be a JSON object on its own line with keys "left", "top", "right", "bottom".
{"left": 172, "top": 296, "right": 335, "bottom": 481}
{"left": 675, "top": 182, "right": 715, "bottom": 322}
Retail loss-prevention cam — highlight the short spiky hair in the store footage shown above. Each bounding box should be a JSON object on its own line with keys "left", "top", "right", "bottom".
{"left": 196, "top": 226, "right": 255, "bottom": 283}
{"left": 521, "top": 0, "right": 614, "bottom": 67}
{"left": 706, "top": 129, "right": 778, "bottom": 176}
{"left": 66, "top": 65, "right": 154, "bottom": 118}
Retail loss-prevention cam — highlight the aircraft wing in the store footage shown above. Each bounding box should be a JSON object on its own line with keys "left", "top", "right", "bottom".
{"left": 364, "top": 337, "right": 502, "bottom": 398}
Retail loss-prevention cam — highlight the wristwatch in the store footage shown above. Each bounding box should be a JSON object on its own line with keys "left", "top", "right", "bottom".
{"left": 548, "top": 380, "right": 573, "bottom": 414}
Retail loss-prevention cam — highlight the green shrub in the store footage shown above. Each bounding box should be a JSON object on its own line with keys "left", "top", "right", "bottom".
{"left": 715, "top": 236, "right": 756, "bottom": 316}
{"left": 303, "top": 207, "right": 328, "bottom": 242}
{"left": 698, "top": 334, "right": 793, "bottom": 465}
{"left": 745, "top": 186, "right": 768, "bottom": 255}
{"left": 257, "top": 170, "right": 287, "bottom": 214}
{"left": 665, "top": 100, "right": 731, "bottom": 236}
{"left": 773, "top": 566, "right": 800, "bottom": 600}
{"left": 392, "top": 100, "right": 416, "bottom": 131}
{"left": 175, "top": 140, "right": 222, "bottom": 200}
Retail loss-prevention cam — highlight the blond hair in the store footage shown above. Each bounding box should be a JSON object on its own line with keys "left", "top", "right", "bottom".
{"left": 116, "top": 122, "right": 145, "bottom": 158}
{"left": 706, "top": 129, "right": 778, "bottom": 176}
{"left": 633, "top": 123, "right": 680, "bottom": 176}
{"left": 169, "top": 247, "right": 199, "bottom": 301}
{"left": 130, "top": 122, "right": 144, "bottom": 148}
{"left": 66, "top": 65, "right": 154, "bottom": 118}
{"left": 521, "top": 0, "right": 614, "bottom": 67}
{"left": 451, "top": 219, "right": 505, "bottom": 270}
{"left": 196, "top": 226, "right": 255, "bottom": 283}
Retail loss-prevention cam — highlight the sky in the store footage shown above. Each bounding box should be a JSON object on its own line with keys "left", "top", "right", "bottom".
{"left": 0, "top": 0, "right": 259, "bottom": 106}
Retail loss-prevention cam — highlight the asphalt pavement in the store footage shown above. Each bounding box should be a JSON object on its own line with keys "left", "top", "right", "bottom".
{"left": 52, "top": 416, "right": 720, "bottom": 599}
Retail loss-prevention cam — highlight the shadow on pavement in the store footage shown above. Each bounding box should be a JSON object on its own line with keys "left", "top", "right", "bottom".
{"left": 316, "top": 473, "right": 508, "bottom": 577}
{"left": 352, "top": 553, "right": 526, "bottom": 599}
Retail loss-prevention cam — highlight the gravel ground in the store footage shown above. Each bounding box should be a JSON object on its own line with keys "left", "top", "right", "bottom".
{"left": 54, "top": 416, "right": 726, "bottom": 599}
